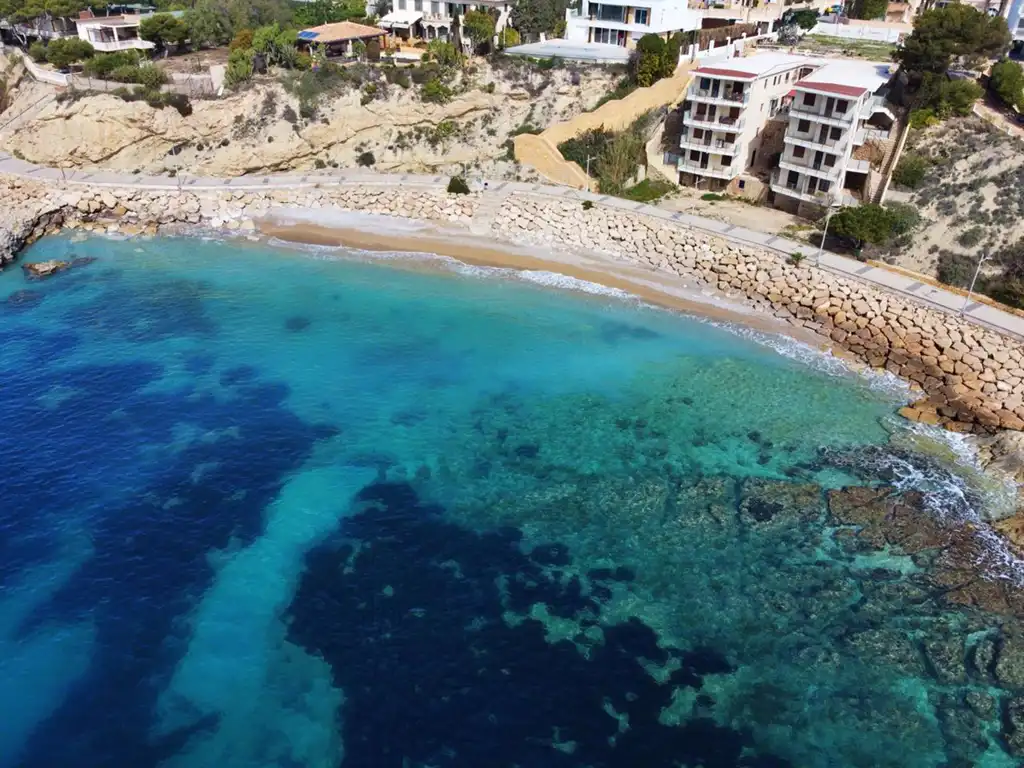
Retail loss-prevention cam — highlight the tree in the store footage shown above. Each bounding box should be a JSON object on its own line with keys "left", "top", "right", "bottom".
{"left": 828, "top": 204, "right": 909, "bottom": 250}
{"left": 44, "top": 37, "right": 93, "bottom": 68}
{"left": 915, "top": 72, "right": 983, "bottom": 116}
{"left": 229, "top": 28, "right": 254, "bottom": 51}
{"left": 596, "top": 128, "right": 644, "bottom": 194}
{"left": 225, "top": 45, "right": 253, "bottom": 87}
{"left": 186, "top": 0, "right": 232, "bottom": 48}
{"left": 782, "top": 8, "right": 818, "bottom": 29}
{"left": 849, "top": 0, "right": 886, "bottom": 20}
{"left": 463, "top": 8, "right": 495, "bottom": 50}
{"left": 895, "top": 5, "right": 1010, "bottom": 76}
{"left": 510, "top": 0, "right": 569, "bottom": 38}
{"left": 426, "top": 39, "right": 460, "bottom": 67}
{"left": 139, "top": 13, "right": 190, "bottom": 51}
{"left": 891, "top": 152, "right": 929, "bottom": 188}
{"left": 630, "top": 34, "right": 675, "bottom": 87}
{"left": 990, "top": 58, "right": 1024, "bottom": 110}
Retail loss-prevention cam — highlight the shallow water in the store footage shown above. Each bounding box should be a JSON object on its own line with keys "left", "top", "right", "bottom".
{"left": 0, "top": 233, "right": 1021, "bottom": 767}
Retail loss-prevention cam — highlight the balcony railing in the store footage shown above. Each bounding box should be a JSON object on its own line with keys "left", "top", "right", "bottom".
{"left": 785, "top": 131, "right": 849, "bottom": 152}
{"left": 679, "top": 159, "right": 737, "bottom": 180}
{"left": 689, "top": 87, "right": 750, "bottom": 105}
{"left": 779, "top": 157, "right": 841, "bottom": 180}
{"left": 790, "top": 103, "right": 856, "bottom": 126}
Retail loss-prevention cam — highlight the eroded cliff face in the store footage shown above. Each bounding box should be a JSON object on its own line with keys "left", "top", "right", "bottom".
{"left": 1, "top": 63, "right": 615, "bottom": 177}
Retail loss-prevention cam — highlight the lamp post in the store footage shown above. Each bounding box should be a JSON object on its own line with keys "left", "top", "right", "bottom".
{"left": 585, "top": 154, "right": 596, "bottom": 192}
{"left": 815, "top": 194, "right": 842, "bottom": 266}
{"left": 961, "top": 252, "right": 990, "bottom": 316}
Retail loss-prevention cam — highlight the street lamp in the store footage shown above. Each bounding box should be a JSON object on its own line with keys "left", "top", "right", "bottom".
{"left": 815, "top": 194, "right": 842, "bottom": 266}
{"left": 961, "top": 252, "right": 991, "bottom": 316}
{"left": 585, "top": 154, "right": 596, "bottom": 192}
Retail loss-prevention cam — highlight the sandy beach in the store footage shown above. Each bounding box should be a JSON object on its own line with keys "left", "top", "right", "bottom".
{"left": 256, "top": 209, "right": 833, "bottom": 348}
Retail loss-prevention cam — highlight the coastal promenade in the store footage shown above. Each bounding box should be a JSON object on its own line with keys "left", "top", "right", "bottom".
{"left": 1, "top": 151, "right": 1020, "bottom": 342}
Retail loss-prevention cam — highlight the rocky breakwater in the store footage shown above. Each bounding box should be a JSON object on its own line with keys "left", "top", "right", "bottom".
{"left": 494, "top": 194, "right": 1024, "bottom": 436}
{"left": 0, "top": 177, "right": 71, "bottom": 265}
{"left": 0, "top": 172, "right": 478, "bottom": 259}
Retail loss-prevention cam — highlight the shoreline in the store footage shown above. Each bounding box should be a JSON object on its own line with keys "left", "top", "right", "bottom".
{"left": 257, "top": 212, "right": 836, "bottom": 350}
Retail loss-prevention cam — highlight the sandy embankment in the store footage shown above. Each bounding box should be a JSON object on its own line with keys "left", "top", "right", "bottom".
{"left": 257, "top": 208, "right": 832, "bottom": 348}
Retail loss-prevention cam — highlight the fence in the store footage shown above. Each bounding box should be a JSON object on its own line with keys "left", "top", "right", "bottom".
{"left": 2, "top": 43, "right": 221, "bottom": 97}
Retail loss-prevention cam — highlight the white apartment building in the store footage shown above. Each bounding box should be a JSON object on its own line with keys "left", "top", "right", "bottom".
{"left": 564, "top": 0, "right": 703, "bottom": 50}
{"left": 678, "top": 53, "right": 817, "bottom": 189}
{"left": 770, "top": 59, "right": 896, "bottom": 211}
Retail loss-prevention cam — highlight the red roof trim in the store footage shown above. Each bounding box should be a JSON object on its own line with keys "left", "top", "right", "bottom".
{"left": 796, "top": 81, "right": 868, "bottom": 97}
{"left": 694, "top": 67, "right": 756, "bottom": 80}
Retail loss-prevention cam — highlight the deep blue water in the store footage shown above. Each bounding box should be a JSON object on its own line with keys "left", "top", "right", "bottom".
{"left": 0, "top": 233, "right": 1016, "bottom": 768}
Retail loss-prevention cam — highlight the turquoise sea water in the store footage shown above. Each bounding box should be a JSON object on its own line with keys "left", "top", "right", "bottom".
{"left": 0, "top": 232, "right": 1019, "bottom": 767}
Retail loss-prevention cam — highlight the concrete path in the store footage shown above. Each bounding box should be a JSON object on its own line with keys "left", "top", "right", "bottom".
{"left": 2, "top": 151, "right": 1023, "bottom": 341}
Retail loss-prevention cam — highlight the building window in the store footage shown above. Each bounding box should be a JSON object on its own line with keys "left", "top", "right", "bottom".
{"left": 818, "top": 179, "right": 831, "bottom": 192}
{"left": 398, "top": 0, "right": 406, "bottom": 8}
{"left": 414, "top": 0, "right": 422, "bottom": 9}
{"left": 787, "top": 170, "right": 799, "bottom": 185}
{"left": 721, "top": 155, "right": 733, "bottom": 166}
{"left": 803, "top": 92, "right": 816, "bottom": 106}
{"left": 824, "top": 154, "right": 836, "bottom": 167}
{"left": 700, "top": 77, "right": 710, "bottom": 89}
{"left": 738, "top": 179, "right": 746, "bottom": 189}
{"left": 797, "top": 119, "right": 810, "bottom": 133}
{"left": 834, "top": 99, "right": 848, "bottom": 113}
{"left": 793, "top": 145, "right": 805, "bottom": 158}
{"left": 829, "top": 126, "right": 842, "bottom": 140}
{"left": 693, "top": 128, "right": 704, "bottom": 139}
{"left": 690, "top": 149, "right": 700, "bottom": 161}
{"left": 725, "top": 133, "right": 735, "bottom": 143}
{"left": 634, "top": 8, "right": 649, "bottom": 24}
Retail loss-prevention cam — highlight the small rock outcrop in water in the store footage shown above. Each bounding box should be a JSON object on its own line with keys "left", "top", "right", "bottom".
{"left": 23, "top": 259, "right": 71, "bottom": 278}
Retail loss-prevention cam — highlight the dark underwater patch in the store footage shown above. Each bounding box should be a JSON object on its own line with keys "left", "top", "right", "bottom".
{"left": 286, "top": 480, "right": 788, "bottom": 768}
{"left": 0, "top": 326, "right": 334, "bottom": 768}
{"left": 285, "top": 315, "right": 312, "bottom": 332}
{"left": 600, "top": 320, "right": 662, "bottom": 345}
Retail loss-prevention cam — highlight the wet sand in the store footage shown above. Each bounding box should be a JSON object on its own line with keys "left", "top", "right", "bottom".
{"left": 257, "top": 211, "right": 833, "bottom": 349}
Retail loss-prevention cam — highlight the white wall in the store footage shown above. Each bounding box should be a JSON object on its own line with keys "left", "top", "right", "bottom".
{"left": 809, "top": 23, "right": 904, "bottom": 43}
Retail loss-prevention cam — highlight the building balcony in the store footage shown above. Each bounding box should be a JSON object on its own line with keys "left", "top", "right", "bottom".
{"left": 779, "top": 157, "right": 841, "bottom": 180}
{"left": 683, "top": 109, "right": 745, "bottom": 133}
{"left": 679, "top": 135, "right": 738, "bottom": 154}
{"left": 846, "top": 158, "right": 871, "bottom": 174}
{"left": 789, "top": 103, "right": 857, "bottom": 129}
{"left": 567, "top": 5, "right": 701, "bottom": 32}
{"left": 784, "top": 131, "right": 849, "bottom": 154}
{"left": 770, "top": 170, "right": 859, "bottom": 206}
{"left": 88, "top": 37, "right": 155, "bottom": 52}
{"left": 679, "top": 157, "right": 738, "bottom": 180}
{"left": 854, "top": 126, "right": 891, "bottom": 144}
{"left": 687, "top": 86, "right": 750, "bottom": 106}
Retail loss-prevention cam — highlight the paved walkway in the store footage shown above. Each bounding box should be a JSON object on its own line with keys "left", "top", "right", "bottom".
{"left": 2, "top": 151, "right": 1023, "bottom": 341}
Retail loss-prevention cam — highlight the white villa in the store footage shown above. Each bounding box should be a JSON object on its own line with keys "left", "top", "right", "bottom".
{"left": 74, "top": 10, "right": 164, "bottom": 52}
{"left": 564, "top": 0, "right": 703, "bottom": 51}
{"left": 373, "top": 0, "right": 513, "bottom": 44}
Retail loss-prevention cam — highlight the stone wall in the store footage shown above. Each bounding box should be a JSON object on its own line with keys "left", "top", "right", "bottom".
{"left": 493, "top": 194, "right": 1024, "bottom": 434}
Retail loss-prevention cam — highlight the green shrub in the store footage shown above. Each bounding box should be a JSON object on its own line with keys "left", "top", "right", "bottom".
{"left": 28, "top": 41, "right": 48, "bottom": 63}
{"left": 956, "top": 226, "right": 984, "bottom": 247}
{"left": 421, "top": 77, "right": 452, "bottom": 104}
{"left": 558, "top": 127, "right": 614, "bottom": 177}
{"left": 226, "top": 47, "right": 254, "bottom": 87}
{"left": 45, "top": 38, "right": 95, "bottom": 68}
{"left": 788, "top": 251, "right": 806, "bottom": 266}
{"left": 427, "top": 39, "right": 460, "bottom": 68}
{"left": 621, "top": 178, "right": 674, "bottom": 202}
{"left": 447, "top": 176, "right": 470, "bottom": 194}
{"left": 936, "top": 250, "right": 976, "bottom": 287}
{"left": 892, "top": 153, "right": 929, "bottom": 189}
{"left": 135, "top": 63, "right": 169, "bottom": 89}
{"left": 582, "top": 200, "right": 594, "bottom": 210}
{"left": 314, "top": 158, "right": 327, "bottom": 168}
{"left": 357, "top": 151, "right": 375, "bottom": 166}
{"left": 908, "top": 108, "right": 939, "bottom": 129}
{"left": 701, "top": 192, "right": 727, "bottom": 201}
{"left": 82, "top": 51, "right": 140, "bottom": 79}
